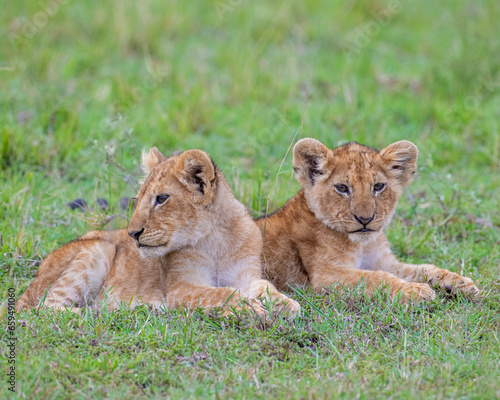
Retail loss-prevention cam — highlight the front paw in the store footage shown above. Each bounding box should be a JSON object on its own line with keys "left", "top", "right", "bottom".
{"left": 223, "top": 298, "right": 267, "bottom": 317}
{"left": 448, "top": 276, "right": 480, "bottom": 297}
{"left": 276, "top": 294, "right": 301, "bottom": 317}
{"left": 398, "top": 282, "right": 436, "bottom": 303}
{"left": 263, "top": 293, "right": 301, "bottom": 317}
{"left": 428, "top": 268, "right": 480, "bottom": 297}
{"left": 245, "top": 298, "right": 268, "bottom": 315}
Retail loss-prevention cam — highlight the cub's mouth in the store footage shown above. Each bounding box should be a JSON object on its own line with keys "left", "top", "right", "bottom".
{"left": 350, "top": 228, "right": 375, "bottom": 233}
{"left": 137, "top": 242, "right": 168, "bottom": 249}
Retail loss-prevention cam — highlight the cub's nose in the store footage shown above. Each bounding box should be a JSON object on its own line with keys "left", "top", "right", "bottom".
{"left": 128, "top": 228, "right": 144, "bottom": 241}
{"left": 354, "top": 214, "right": 374, "bottom": 226}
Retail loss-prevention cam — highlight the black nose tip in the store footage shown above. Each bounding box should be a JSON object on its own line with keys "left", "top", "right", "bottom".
{"left": 354, "top": 214, "right": 375, "bottom": 225}
{"left": 128, "top": 228, "right": 144, "bottom": 241}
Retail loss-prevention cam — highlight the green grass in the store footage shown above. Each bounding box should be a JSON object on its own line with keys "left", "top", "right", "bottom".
{"left": 1, "top": 0, "right": 500, "bottom": 398}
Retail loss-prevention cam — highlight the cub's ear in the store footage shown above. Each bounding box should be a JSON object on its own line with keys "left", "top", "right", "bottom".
{"left": 141, "top": 147, "right": 167, "bottom": 175}
{"left": 293, "top": 138, "right": 331, "bottom": 187}
{"left": 379, "top": 140, "right": 418, "bottom": 186}
{"left": 177, "top": 150, "right": 216, "bottom": 195}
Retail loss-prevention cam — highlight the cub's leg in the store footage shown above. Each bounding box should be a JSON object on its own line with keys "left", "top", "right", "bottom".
{"left": 387, "top": 262, "right": 479, "bottom": 296}
{"left": 310, "top": 267, "right": 436, "bottom": 303}
{"left": 364, "top": 239, "right": 480, "bottom": 297}
{"left": 163, "top": 251, "right": 269, "bottom": 315}
{"left": 16, "top": 238, "right": 116, "bottom": 312}
{"left": 164, "top": 281, "right": 266, "bottom": 314}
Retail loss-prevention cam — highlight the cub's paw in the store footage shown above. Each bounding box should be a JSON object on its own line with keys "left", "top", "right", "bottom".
{"left": 444, "top": 276, "right": 479, "bottom": 297}
{"left": 260, "top": 292, "right": 301, "bottom": 317}
{"left": 398, "top": 283, "right": 436, "bottom": 303}
{"left": 244, "top": 298, "right": 268, "bottom": 316}
{"left": 428, "top": 268, "right": 480, "bottom": 297}
{"left": 223, "top": 298, "right": 267, "bottom": 317}
{"left": 274, "top": 294, "right": 301, "bottom": 317}
{"left": 246, "top": 298, "right": 274, "bottom": 323}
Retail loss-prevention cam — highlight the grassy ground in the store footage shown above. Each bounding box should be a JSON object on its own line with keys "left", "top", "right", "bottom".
{"left": 1, "top": 0, "right": 500, "bottom": 398}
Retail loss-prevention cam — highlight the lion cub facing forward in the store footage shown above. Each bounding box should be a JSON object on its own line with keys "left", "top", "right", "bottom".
{"left": 257, "top": 139, "right": 479, "bottom": 302}
{"left": 17, "top": 148, "right": 299, "bottom": 316}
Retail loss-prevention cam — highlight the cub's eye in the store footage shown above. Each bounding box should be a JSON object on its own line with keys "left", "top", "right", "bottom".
{"left": 335, "top": 184, "right": 350, "bottom": 195}
{"left": 373, "top": 183, "right": 385, "bottom": 192}
{"left": 155, "top": 194, "right": 169, "bottom": 206}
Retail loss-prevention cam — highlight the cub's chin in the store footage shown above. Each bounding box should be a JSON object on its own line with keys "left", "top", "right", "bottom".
{"left": 347, "top": 229, "right": 380, "bottom": 243}
{"left": 138, "top": 244, "right": 169, "bottom": 259}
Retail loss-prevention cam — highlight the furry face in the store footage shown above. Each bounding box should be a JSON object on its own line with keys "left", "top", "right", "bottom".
{"left": 292, "top": 139, "right": 418, "bottom": 240}
{"left": 128, "top": 147, "right": 218, "bottom": 258}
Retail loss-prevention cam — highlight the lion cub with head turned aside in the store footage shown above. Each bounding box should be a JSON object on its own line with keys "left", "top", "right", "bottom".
{"left": 256, "top": 138, "right": 479, "bottom": 302}
{"left": 17, "top": 147, "right": 299, "bottom": 316}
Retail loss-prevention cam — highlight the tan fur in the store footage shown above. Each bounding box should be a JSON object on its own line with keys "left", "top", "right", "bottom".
{"left": 256, "top": 138, "right": 480, "bottom": 302}
{"left": 17, "top": 148, "right": 299, "bottom": 316}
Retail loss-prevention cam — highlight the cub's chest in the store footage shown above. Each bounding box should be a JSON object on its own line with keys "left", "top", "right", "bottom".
{"left": 357, "top": 242, "right": 386, "bottom": 271}
{"left": 189, "top": 249, "right": 238, "bottom": 288}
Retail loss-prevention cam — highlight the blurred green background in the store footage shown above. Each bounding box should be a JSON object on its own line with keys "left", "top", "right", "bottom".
{"left": 2, "top": 0, "right": 499, "bottom": 276}
{"left": 1, "top": 0, "right": 499, "bottom": 398}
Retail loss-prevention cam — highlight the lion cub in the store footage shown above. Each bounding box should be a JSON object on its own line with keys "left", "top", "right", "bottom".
{"left": 256, "top": 138, "right": 479, "bottom": 302}
{"left": 17, "top": 147, "right": 299, "bottom": 316}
